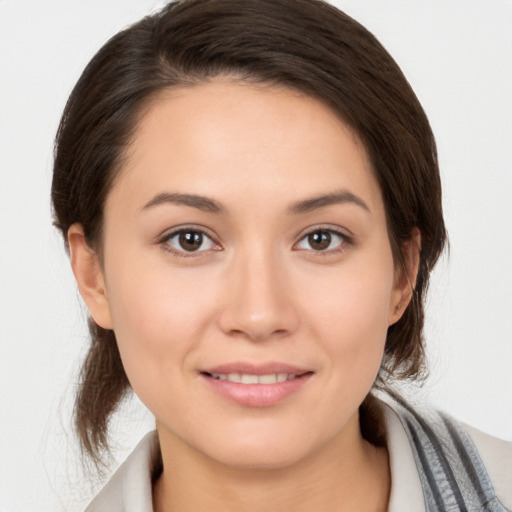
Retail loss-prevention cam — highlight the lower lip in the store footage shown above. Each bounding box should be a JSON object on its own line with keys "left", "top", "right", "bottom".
{"left": 201, "top": 373, "right": 313, "bottom": 407}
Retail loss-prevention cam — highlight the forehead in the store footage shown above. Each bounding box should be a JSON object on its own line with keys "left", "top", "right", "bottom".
{"left": 110, "top": 80, "right": 384, "bottom": 216}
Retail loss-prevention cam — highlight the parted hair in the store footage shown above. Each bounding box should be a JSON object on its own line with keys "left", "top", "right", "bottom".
{"left": 52, "top": 0, "right": 446, "bottom": 465}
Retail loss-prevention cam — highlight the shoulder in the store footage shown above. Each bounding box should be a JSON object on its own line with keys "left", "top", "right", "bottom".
{"left": 380, "top": 393, "right": 512, "bottom": 512}
{"left": 463, "top": 422, "right": 512, "bottom": 510}
{"left": 85, "top": 431, "right": 160, "bottom": 512}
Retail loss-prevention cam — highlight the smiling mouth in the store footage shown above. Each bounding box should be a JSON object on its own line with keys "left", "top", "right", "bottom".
{"left": 201, "top": 371, "right": 312, "bottom": 384}
{"left": 200, "top": 369, "right": 314, "bottom": 407}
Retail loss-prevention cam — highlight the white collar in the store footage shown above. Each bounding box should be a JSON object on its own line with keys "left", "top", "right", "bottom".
{"left": 86, "top": 400, "right": 425, "bottom": 511}
{"left": 381, "top": 400, "right": 425, "bottom": 511}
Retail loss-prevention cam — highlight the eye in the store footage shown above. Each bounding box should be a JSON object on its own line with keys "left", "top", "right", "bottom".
{"left": 162, "top": 229, "right": 218, "bottom": 254}
{"left": 295, "top": 229, "right": 346, "bottom": 252}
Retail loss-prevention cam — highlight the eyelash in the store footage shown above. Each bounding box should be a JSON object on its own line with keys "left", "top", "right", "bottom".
{"left": 294, "top": 226, "right": 352, "bottom": 255}
{"left": 158, "top": 225, "right": 352, "bottom": 257}
{"left": 159, "top": 226, "right": 221, "bottom": 258}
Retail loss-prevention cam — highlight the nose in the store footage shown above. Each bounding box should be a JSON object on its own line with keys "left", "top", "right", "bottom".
{"left": 217, "top": 246, "right": 300, "bottom": 342}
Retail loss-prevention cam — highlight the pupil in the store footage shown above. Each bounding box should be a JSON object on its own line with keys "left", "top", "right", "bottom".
{"left": 179, "top": 231, "right": 202, "bottom": 251}
{"left": 308, "top": 231, "right": 331, "bottom": 250}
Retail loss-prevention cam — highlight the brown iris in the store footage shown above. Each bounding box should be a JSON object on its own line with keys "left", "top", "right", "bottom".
{"left": 179, "top": 231, "right": 203, "bottom": 251}
{"left": 308, "top": 230, "right": 332, "bottom": 250}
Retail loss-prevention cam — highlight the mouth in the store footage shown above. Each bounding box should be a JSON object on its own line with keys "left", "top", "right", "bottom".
{"left": 201, "top": 371, "right": 309, "bottom": 384}
{"left": 199, "top": 365, "right": 314, "bottom": 407}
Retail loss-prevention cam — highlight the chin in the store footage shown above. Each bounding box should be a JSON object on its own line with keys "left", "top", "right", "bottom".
{"left": 209, "top": 443, "right": 309, "bottom": 471}
{"left": 194, "top": 424, "right": 324, "bottom": 471}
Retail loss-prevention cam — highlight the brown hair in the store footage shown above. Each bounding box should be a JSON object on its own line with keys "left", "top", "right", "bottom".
{"left": 52, "top": 0, "right": 446, "bottom": 465}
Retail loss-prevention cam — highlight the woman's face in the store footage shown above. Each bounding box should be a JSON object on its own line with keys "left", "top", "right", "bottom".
{"left": 77, "top": 81, "right": 408, "bottom": 468}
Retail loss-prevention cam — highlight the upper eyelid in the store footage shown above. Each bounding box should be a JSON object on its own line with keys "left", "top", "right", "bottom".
{"left": 155, "top": 224, "right": 352, "bottom": 248}
{"left": 158, "top": 226, "right": 221, "bottom": 255}
{"left": 158, "top": 227, "right": 221, "bottom": 257}
{"left": 157, "top": 224, "right": 218, "bottom": 243}
{"left": 292, "top": 226, "right": 353, "bottom": 255}
{"left": 295, "top": 224, "right": 353, "bottom": 242}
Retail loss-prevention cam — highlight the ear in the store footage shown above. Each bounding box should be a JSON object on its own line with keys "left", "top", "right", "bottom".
{"left": 68, "top": 223, "right": 113, "bottom": 330}
{"left": 388, "top": 228, "right": 421, "bottom": 325}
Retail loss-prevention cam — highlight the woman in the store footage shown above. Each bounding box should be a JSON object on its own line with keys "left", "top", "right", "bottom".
{"left": 51, "top": 0, "right": 511, "bottom": 510}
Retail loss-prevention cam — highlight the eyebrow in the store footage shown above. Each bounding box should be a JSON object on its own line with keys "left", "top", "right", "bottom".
{"left": 288, "top": 190, "right": 371, "bottom": 215}
{"left": 142, "top": 189, "right": 370, "bottom": 215}
{"left": 142, "top": 192, "right": 224, "bottom": 213}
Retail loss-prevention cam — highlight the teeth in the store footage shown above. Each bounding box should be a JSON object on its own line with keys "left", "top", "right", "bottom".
{"left": 241, "top": 374, "right": 259, "bottom": 384}
{"left": 259, "top": 374, "right": 278, "bottom": 384}
{"left": 209, "top": 373, "right": 298, "bottom": 384}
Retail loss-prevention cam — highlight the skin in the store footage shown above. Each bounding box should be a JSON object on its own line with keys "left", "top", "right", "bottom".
{"left": 69, "top": 81, "right": 419, "bottom": 511}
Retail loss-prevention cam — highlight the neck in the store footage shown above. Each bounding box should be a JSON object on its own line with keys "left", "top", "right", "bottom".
{"left": 152, "top": 413, "right": 390, "bottom": 512}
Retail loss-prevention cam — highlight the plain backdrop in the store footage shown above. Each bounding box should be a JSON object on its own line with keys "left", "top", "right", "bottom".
{"left": 0, "top": 1, "right": 511, "bottom": 510}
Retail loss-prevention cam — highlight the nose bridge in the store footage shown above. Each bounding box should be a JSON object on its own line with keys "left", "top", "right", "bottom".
{"left": 218, "top": 241, "right": 298, "bottom": 340}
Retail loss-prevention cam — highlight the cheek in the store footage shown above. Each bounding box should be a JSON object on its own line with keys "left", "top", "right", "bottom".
{"left": 103, "top": 259, "right": 223, "bottom": 373}
{"left": 104, "top": 269, "right": 212, "bottom": 419}
{"left": 302, "top": 253, "right": 395, "bottom": 377}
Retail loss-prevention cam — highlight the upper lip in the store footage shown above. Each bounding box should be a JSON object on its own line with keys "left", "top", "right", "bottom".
{"left": 201, "top": 362, "right": 313, "bottom": 376}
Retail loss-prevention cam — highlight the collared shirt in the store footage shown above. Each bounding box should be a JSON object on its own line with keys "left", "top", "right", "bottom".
{"left": 85, "top": 399, "right": 512, "bottom": 511}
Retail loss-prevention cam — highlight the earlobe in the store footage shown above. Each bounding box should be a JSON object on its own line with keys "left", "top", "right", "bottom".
{"left": 388, "top": 228, "right": 421, "bottom": 325}
{"left": 67, "top": 223, "right": 113, "bottom": 330}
